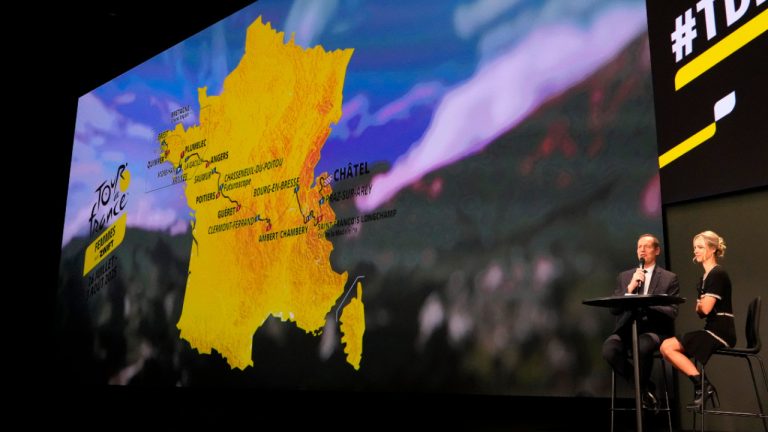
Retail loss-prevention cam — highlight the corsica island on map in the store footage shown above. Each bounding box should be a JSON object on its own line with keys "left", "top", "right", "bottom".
{"left": 160, "top": 17, "right": 364, "bottom": 370}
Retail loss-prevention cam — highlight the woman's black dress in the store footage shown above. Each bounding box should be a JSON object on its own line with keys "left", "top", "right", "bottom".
{"left": 681, "top": 265, "right": 737, "bottom": 365}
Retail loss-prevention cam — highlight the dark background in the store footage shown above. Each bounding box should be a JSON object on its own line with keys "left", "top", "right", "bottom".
{"left": 664, "top": 187, "right": 768, "bottom": 432}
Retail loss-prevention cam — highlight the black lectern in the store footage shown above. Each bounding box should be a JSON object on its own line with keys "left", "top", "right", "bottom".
{"left": 583, "top": 294, "right": 686, "bottom": 432}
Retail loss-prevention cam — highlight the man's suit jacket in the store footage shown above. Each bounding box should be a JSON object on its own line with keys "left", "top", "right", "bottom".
{"left": 611, "top": 266, "right": 680, "bottom": 339}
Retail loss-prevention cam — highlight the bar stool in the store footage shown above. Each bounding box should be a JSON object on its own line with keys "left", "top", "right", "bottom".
{"left": 693, "top": 296, "right": 767, "bottom": 432}
{"left": 611, "top": 352, "right": 673, "bottom": 432}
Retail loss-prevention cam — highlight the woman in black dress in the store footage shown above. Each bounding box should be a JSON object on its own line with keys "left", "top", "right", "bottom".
{"left": 660, "top": 230, "right": 736, "bottom": 409}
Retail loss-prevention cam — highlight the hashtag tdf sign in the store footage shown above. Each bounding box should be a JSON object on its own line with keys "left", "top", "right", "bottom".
{"left": 646, "top": 0, "right": 767, "bottom": 203}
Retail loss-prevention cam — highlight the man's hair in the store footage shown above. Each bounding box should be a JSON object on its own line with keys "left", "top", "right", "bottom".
{"left": 638, "top": 234, "right": 660, "bottom": 249}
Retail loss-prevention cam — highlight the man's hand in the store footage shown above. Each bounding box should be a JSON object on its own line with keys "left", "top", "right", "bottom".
{"left": 627, "top": 268, "right": 646, "bottom": 293}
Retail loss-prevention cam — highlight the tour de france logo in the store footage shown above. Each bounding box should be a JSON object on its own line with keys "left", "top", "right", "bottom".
{"left": 83, "top": 163, "right": 130, "bottom": 276}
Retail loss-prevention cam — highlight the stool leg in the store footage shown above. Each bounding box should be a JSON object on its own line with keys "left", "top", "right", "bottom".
{"left": 611, "top": 369, "right": 616, "bottom": 432}
{"left": 692, "top": 409, "right": 696, "bottom": 432}
{"left": 660, "top": 357, "right": 672, "bottom": 432}
{"left": 754, "top": 354, "right": 768, "bottom": 395}
{"left": 701, "top": 364, "right": 706, "bottom": 432}
{"left": 746, "top": 357, "right": 768, "bottom": 432}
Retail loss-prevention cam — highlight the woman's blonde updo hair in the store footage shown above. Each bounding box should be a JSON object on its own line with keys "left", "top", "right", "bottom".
{"left": 694, "top": 230, "right": 727, "bottom": 257}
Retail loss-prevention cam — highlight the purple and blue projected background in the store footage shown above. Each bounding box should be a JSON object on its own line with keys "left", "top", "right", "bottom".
{"left": 58, "top": 0, "right": 663, "bottom": 396}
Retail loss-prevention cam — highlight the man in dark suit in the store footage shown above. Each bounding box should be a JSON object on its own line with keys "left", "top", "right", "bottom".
{"left": 602, "top": 234, "right": 679, "bottom": 411}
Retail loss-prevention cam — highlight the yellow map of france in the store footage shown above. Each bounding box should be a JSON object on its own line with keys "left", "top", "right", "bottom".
{"left": 162, "top": 17, "right": 363, "bottom": 370}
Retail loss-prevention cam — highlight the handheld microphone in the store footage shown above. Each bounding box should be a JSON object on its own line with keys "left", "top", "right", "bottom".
{"left": 637, "top": 257, "right": 645, "bottom": 292}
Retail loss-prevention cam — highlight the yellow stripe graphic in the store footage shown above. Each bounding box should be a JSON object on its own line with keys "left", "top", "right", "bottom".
{"left": 83, "top": 213, "right": 127, "bottom": 275}
{"left": 675, "top": 8, "right": 768, "bottom": 90}
{"left": 658, "top": 123, "right": 716, "bottom": 168}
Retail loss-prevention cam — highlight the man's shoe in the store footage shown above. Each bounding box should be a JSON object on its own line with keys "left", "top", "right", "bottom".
{"left": 642, "top": 390, "right": 659, "bottom": 414}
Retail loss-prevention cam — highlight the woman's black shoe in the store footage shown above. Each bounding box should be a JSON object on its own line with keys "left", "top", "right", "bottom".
{"left": 686, "top": 382, "right": 720, "bottom": 410}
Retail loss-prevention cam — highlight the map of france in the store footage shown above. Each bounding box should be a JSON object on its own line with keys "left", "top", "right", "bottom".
{"left": 162, "top": 17, "right": 363, "bottom": 370}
